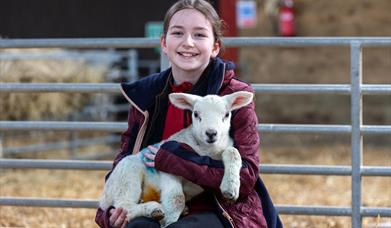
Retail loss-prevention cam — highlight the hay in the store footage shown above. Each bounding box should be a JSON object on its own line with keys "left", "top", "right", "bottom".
{"left": 0, "top": 48, "right": 109, "bottom": 120}
{"left": 0, "top": 145, "right": 390, "bottom": 227}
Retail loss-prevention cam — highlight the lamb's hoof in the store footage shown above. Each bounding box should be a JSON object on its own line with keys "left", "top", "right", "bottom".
{"left": 181, "top": 206, "right": 189, "bottom": 216}
{"left": 151, "top": 208, "right": 165, "bottom": 221}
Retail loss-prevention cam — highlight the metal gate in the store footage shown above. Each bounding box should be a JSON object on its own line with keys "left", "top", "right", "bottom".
{"left": 1, "top": 37, "right": 390, "bottom": 227}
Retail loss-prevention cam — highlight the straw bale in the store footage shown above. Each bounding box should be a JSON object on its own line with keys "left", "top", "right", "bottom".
{"left": 0, "top": 49, "right": 109, "bottom": 120}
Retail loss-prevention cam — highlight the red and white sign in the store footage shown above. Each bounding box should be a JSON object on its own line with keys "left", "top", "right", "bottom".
{"left": 236, "top": 0, "right": 257, "bottom": 29}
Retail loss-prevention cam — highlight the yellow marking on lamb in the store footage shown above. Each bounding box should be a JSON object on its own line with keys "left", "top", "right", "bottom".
{"left": 142, "top": 185, "right": 161, "bottom": 202}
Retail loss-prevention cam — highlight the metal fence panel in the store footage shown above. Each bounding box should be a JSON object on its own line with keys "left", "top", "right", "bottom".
{"left": 1, "top": 37, "right": 390, "bottom": 226}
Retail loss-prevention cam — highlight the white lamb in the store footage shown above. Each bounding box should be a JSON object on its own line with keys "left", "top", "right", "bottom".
{"left": 99, "top": 91, "right": 253, "bottom": 227}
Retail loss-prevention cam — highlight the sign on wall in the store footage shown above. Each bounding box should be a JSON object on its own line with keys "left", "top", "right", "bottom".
{"left": 145, "top": 21, "right": 163, "bottom": 53}
{"left": 236, "top": 0, "right": 257, "bottom": 29}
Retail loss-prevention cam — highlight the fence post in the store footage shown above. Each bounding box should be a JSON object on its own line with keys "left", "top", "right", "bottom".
{"left": 127, "top": 49, "right": 138, "bottom": 83}
{"left": 160, "top": 51, "right": 170, "bottom": 71}
{"left": 350, "top": 42, "right": 363, "bottom": 228}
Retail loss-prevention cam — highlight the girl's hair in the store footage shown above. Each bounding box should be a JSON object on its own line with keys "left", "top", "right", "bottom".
{"left": 163, "top": 0, "right": 224, "bottom": 45}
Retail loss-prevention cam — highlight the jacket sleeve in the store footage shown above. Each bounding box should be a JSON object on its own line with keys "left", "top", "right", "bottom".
{"left": 95, "top": 106, "right": 140, "bottom": 227}
{"left": 95, "top": 206, "right": 115, "bottom": 228}
{"left": 154, "top": 101, "right": 260, "bottom": 198}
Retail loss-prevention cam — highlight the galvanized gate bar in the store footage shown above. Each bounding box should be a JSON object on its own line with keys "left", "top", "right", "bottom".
{"left": 223, "top": 37, "right": 391, "bottom": 47}
{"left": 1, "top": 159, "right": 390, "bottom": 176}
{"left": 258, "top": 124, "right": 351, "bottom": 134}
{"left": 0, "top": 37, "right": 160, "bottom": 49}
{"left": 0, "top": 83, "right": 120, "bottom": 93}
{"left": 3, "top": 135, "right": 119, "bottom": 155}
{"left": 360, "top": 166, "right": 391, "bottom": 176}
{"left": 1, "top": 83, "right": 391, "bottom": 95}
{"left": 350, "top": 42, "right": 363, "bottom": 228}
{"left": 1, "top": 37, "right": 391, "bottom": 49}
{"left": 277, "top": 205, "right": 391, "bottom": 217}
{"left": 262, "top": 165, "right": 391, "bottom": 176}
{"left": 0, "top": 121, "right": 127, "bottom": 131}
{"left": 1, "top": 121, "right": 391, "bottom": 134}
{"left": 277, "top": 205, "right": 351, "bottom": 216}
{"left": 252, "top": 84, "right": 351, "bottom": 94}
{"left": 1, "top": 197, "right": 390, "bottom": 217}
{"left": 0, "top": 197, "right": 98, "bottom": 208}
{"left": 361, "top": 207, "right": 391, "bottom": 217}
{"left": 0, "top": 159, "right": 112, "bottom": 170}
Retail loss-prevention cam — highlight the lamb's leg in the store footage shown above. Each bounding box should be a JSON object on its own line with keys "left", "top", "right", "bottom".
{"left": 100, "top": 156, "right": 142, "bottom": 210}
{"left": 116, "top": 174, "right": 164, "bottom": 221}
{"left": 123, "top": 201, "right": 164, "bottom": 222}
{"left": 159, "top": 173, "right": 185, "bottom": 228}
{"left": 106, "top": 157, "right": 164, "bottom": 221}
{"left": 220, "top": 147, "right": 242, "bottom": 201}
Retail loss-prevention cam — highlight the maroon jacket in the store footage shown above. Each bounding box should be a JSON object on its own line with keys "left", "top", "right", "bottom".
{"left": 96, "top": 58, "right": 281, "bottom": 228}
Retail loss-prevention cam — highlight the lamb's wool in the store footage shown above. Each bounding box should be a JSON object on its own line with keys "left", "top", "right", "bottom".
{"left": 99, "top": 91, "right": 253, "bottom": 227}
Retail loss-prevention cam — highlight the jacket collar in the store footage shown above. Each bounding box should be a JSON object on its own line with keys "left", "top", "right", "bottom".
{"left": 120, "top": 57, "right": 235, "bottom": 111}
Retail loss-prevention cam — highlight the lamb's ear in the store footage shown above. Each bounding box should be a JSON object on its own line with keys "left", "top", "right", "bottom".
{"left": 169, "top": 93, "right": 200, "bottom": 111}
{"left": 225, "top": 91, "right": 254, "bottom": 111}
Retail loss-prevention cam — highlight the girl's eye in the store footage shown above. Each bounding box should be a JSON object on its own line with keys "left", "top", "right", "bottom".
{"left": 171, "top": 31, "right": 183, "bottom": 36}
{"left": 194, "top": 33, "right": 207, "bottom": 38}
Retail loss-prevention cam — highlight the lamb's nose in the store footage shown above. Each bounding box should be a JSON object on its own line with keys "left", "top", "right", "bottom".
{"left": 206, "top": 129, "right": 217, "bottom": 143}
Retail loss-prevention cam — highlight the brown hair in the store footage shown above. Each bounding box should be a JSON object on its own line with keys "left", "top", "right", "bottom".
{"left": 162, "top": 0, "right": 224, "bottom": 46}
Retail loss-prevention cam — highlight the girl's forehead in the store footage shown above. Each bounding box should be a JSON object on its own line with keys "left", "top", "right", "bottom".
{"left": 169, "top": 8, "right": 212, "bottom": 31}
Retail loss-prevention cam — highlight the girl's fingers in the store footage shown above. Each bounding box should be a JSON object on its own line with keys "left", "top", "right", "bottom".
{"left": 144, "top": 161, "right": 155, "bottom": 167}
{"left": 147, "top": 145, "right": 158, "bottom": 153}
{"left": 114, "top": 212, "right": 127, "bottom": 228}
{"left": 111, "top": 208, "right": 127, "bottom": 228}
{"left": 144, "top": 152, "right": 156, "bottom": 160}
{"left": 120, "top": 219, "right": 128, "bottom": 228}
{"left": 109, "top": 208, "right": 121, "bottom": 226}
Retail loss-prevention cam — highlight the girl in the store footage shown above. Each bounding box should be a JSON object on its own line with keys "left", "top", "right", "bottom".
{"left": 95, "top": 0, "right": 281, "bottom": 227}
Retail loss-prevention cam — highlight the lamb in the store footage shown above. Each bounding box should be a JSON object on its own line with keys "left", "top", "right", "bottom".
{"left": 99, "top": 91, "right": 254, "bottom": 227}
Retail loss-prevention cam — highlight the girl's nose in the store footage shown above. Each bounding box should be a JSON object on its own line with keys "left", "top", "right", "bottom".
{"left": 183, "top": 34, "right": 195, "bottom": 46}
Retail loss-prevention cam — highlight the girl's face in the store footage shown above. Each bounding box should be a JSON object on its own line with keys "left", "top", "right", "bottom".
{"left": 161, "top": 9, "right": 220, "bottom": 80}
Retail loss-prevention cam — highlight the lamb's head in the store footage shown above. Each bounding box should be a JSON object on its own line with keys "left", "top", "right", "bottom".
{"left": 169, "top": 91, "right": 253, "bottom": 149}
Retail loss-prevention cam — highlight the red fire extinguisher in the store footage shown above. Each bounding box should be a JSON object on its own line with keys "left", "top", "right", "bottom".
{"left": 279, "top": 0, "right": 295, "bottom": 36}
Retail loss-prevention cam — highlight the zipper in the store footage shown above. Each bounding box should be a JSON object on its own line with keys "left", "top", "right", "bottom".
{"left": 214, "top": 195, "right": 235, "bottom": 228}
{"left": 119, "top": 86, "right": 150, "bottom": 154}
{"left": 133, "top": 111, "right": 149, "bottom": 154}
{"left": 142, "top": 94, "right": 162, "bottom": 149}
{"left": 219, "top": 63, "right": 226, "bottom": 92}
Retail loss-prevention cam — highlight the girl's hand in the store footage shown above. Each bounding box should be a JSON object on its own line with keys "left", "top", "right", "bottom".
{"left": 143, "top": 144, "right": 160, "bottom": 167}
{"left": 109, "top": 207, "right": 128, "bottom": 228}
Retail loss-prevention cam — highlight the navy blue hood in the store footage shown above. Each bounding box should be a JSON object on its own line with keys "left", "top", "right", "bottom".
{"left": 120, "top": 57, "right": 234, "bottom": 111}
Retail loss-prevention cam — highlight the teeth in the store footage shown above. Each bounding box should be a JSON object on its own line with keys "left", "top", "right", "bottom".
{"left": 180, "top": 52, "right": 197, "bottom": 57}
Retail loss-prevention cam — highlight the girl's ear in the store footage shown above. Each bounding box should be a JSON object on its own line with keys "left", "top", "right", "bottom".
{"left": 211, "top": 41, "right": 220, "bottom": 58}
{"left": 161, "top": 35, "right": 168, "bottom": 55}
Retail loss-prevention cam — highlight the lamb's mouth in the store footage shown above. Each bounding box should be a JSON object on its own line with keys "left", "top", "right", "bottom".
{"left": 207, "top": 139, "right": 216, "bottom": 144}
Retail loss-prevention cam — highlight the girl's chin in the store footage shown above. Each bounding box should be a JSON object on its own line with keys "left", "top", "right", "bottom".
{"left": 173, "top": 61, "right": 198, "bottom": 69}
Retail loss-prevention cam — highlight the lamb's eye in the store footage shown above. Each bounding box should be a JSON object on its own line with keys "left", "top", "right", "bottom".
{"left": 193, "top": 111, "right": 199, "bottom": 118}
{"left": 222, "top": 112, "right": 230, "bottom": 121}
